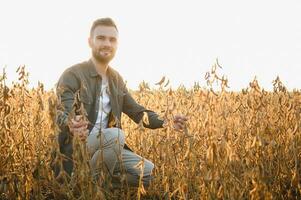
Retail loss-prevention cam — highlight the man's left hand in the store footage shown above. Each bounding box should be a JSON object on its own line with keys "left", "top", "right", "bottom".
{"left": 173, "top": 114, "right": 188, "bottom": 131}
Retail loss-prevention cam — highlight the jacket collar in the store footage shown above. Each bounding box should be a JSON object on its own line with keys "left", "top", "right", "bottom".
{"left": 88, "top": 59, "right": 114, "bottom": 79}
{"left": 87, "top": 58, "right": 121, "bottom": 120}
{"left": 88, "top": 59, "right": 100, "bottom": 77}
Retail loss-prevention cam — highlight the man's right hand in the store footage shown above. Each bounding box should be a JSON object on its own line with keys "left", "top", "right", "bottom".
{"left": 68, "top": 115, "right": 89, "bottom": 141}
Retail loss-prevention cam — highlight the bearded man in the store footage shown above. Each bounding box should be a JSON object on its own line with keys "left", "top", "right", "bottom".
{"left": 55, "top": 18, "right": 187, "bottom": 187}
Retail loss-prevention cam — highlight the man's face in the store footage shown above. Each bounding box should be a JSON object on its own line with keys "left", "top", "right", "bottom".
{"left": 89, "top": 25, "right": 118, "bottom": 64}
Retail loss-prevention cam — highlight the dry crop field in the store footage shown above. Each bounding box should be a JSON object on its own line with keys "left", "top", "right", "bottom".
{"left": 0, "top": 66, "right": 301, "bottom": 199}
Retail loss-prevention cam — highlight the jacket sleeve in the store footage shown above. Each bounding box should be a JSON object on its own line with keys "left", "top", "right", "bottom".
{"left": 120, "top": 79, "right": 164, "bottom": 129}
{"left": 56, "top": 69, "right": 80, "bottom": 132}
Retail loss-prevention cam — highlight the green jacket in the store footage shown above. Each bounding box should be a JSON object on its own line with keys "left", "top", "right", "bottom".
{"left": 55, "top": 59, "right": 163, "bottom": 176}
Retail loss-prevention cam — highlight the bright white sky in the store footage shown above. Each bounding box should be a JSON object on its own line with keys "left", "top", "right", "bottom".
{"left": 0, "top": 0, "right": 301, "bottom": 91}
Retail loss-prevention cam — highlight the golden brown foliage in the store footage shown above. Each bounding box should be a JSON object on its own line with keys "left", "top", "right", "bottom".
{"left": 0, "top": 66, "right": 301, "bottom": 199}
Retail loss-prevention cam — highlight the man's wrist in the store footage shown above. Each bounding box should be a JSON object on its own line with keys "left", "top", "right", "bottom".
{"left": 162, "top": 119, "right": 168, "bottom": 128}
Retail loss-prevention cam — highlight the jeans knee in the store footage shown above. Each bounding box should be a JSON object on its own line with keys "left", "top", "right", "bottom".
{"left": 141, "top": 160, "right": 154, "bottom": 187}
{"left": 144, "top": 160, "right": 154, "bottom": 175}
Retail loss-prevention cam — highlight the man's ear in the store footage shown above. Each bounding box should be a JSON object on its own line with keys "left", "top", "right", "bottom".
{"left": 88, "top": 37, "right": 92, "bottom": 48}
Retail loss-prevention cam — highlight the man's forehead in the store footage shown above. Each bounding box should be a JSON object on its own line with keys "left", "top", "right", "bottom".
{"left": 92, "top": 25, "right": 118, "bottom": 38}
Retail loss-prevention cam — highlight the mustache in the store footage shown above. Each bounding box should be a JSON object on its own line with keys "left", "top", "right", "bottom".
{"left": 98, "top": 47, "right": 113, "bottom": 51}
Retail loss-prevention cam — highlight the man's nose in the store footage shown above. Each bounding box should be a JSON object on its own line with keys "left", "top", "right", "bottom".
{"left": 102, "top": 39, "right": 112, "bottom": 47}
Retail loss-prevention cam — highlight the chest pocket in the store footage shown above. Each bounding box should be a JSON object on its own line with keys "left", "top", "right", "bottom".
{"left": 79, "top": 88, "right": 92, "bottom": 116}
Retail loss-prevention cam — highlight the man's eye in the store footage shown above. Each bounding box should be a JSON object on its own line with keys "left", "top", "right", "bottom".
{"left": 97, "top": 36, "right": 105, "bottom": 40}
{"left": 110, "top": 38, "right": 117, "bottom": 42}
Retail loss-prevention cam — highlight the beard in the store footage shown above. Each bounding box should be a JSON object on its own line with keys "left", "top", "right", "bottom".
{"left": 92, "top": 48, "right": 115, "bottom": 64}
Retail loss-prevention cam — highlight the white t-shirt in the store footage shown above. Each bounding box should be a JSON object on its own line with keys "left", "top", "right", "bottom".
{"left": 90, "top": 76, "right": 111, "bottom": 135}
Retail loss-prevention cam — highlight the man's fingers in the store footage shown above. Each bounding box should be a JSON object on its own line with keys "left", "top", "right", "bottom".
{"left": 173, "top": 121, "right": 185, "bottom": 131}
{"left": 71, "top": 119, "right": 88, "bottom": 126}
{"left": 78, "top": 129, "right": 89, "bottom": 141}
{"left": 178, "top": 123, "right": 185, "bottom": 130}
{"left": 173, "top": 118, "right": 188, "bottom": 125}
{"left": 70, "top": 119, "right": 88, "bottom": 128}
{"left": 75, "top": 115, "right": 83, "bottom": 121}
{"left": 174, "top": 115, "right": 188, "bottom": 122}
{"left": 174, "top": 118, "right": 187, "bottom": 123}
{"left": 74, "top": 126, "right": 88, "bottom": 134}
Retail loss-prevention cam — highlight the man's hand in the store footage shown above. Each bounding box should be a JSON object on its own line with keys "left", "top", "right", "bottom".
{"left": 173, "top": 114, "right": 188, "bottom": 132}
{"left": 68, "top": 115, "right": 89, "bottom": 141}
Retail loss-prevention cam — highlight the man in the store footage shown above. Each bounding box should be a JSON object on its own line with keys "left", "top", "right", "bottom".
{"left": 55, "top": 18, "right": 187, "bottom": 187}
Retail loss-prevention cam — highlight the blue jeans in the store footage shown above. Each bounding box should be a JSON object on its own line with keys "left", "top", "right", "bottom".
{"left": 87, "top": 128, "right": 154, "bottom": 187}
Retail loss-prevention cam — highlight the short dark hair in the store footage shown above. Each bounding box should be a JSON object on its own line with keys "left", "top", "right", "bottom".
{"left": 90, "top": 18, "right": 118, "bottom": 36}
